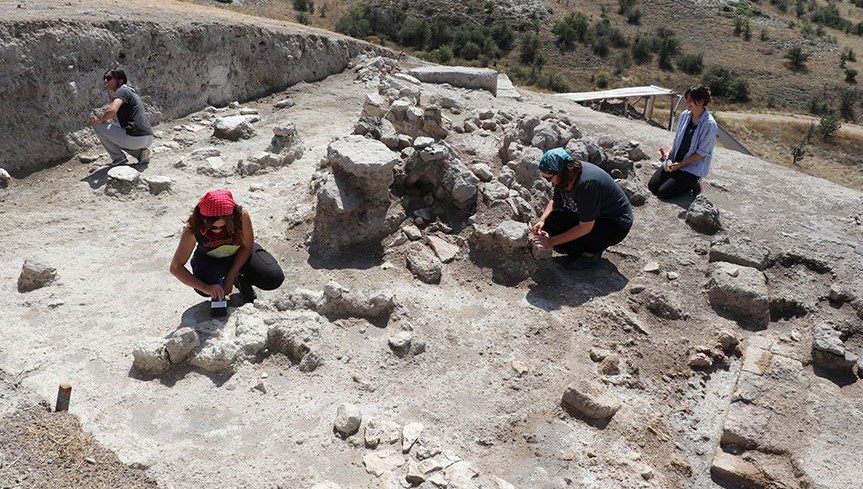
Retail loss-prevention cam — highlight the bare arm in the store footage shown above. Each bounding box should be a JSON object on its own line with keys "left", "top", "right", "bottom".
{"left": 547, "top": 220, "right": 595, "bottom": 247}
{"left": 170, "top": 229, "right": 223, "bottom": 299}
{"left": 89, "top": 98, "right": 123, "bottom": 127}
{"left": 532, "top": 198, "right": 555, "bottom": 234}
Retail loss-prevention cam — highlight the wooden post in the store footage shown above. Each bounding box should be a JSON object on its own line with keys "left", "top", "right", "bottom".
{"left": 55, "top": 383, "right": 72, "bottom": 412}
{"left": 645, "top": 96, "right": 655, "bottom": 121}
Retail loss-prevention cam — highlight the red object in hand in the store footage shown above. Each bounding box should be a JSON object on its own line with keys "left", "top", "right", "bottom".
{"left": 659, "top": 147, "right": 667, "bottom": 160}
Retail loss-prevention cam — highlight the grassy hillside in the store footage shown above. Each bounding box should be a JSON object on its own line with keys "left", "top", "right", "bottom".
{"left": 185, "top": 0, "right": 863, "bottom": 189}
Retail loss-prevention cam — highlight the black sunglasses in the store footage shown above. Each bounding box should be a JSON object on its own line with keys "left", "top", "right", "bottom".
{"left": 103, "top": 75, "right": 113, "bottom": 81}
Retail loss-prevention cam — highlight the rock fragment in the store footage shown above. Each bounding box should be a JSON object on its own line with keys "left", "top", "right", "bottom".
{"left": 17, "top": 259, "right": 58, "bottom": 292}
{"left": 561, "top": 382, "right": 621, "bottom": 421}
{"left": 362, "top": 449, "right": 405, "bottom": 477}
{"left": 131, "top": 338, "right": 171, "bottom": 376}
{"left": 812, "top": 325, "right": 858, "bottom": 375}
{"left": 402, "top": 422, "right": 424, "bottom": 453}
{"left": 213, "top": 115, "right": 256, "bottom": 141}
{"left": 406, "top": 244, "right": 443, "bottom": 284}
{"left": 106, "top": 165, "right": 140, "bottom": 195}
{"left": 706, "top": 262, "right": 770, "bottom": 328}
{"left": 334, "top": 403, "right": 362, "bottom": 438}
{"left": 164, "top": 327, "right": 200, "bottom": 364}
{"left": 0, "top": 168, "right": 10, "bottom": 188}
{"left": 685, "top": 195, "right": 722, "bottom": 234}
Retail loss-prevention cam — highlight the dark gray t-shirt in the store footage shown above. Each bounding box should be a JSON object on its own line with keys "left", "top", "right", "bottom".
{"left": 553, "top": 161, "right": 633, "bottom": 227}
{"left": 112, "top": 85, "right": 152, "bottom": 136}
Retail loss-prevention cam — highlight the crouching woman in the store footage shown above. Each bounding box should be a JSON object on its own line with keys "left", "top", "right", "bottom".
{"left": 532, "top": 148, "right": 633, "bottom": 263}
{"left": 170, "top": 189, "right": 284, "bottom": 303}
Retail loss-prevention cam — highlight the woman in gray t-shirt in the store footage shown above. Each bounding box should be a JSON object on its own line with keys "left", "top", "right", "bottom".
{"left": 89, "top": 69, "right": 154, "bottom": 166}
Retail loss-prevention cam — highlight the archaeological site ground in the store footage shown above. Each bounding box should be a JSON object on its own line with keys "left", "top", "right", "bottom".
{"left": 1, "top": 1, "right": 862, "bottom": 488}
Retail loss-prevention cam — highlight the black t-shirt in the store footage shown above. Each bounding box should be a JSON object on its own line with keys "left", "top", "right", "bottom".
{"left": 113, "top": 85, "right": 152, "bottom": 137}
{"left": 674, "top": 122, "right": 698, "bottom": 163}
{"left": 553, "top": 162, "right": 633, "bottom": 227}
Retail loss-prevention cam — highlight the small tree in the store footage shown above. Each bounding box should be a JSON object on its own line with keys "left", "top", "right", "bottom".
{"left": 520, "top": 32, "right": 542, "bottom": 64}
{"left": 319, "top": 3, "right": 328, "bottom": 17}
{"left": 846, "top": 68, "right": 858, "bottom": 84}
{"left": 760, "top": 28, "right": 769, "bottom": 41}
{"left": 818, "top": 113, "right": 842, "bottom": 142}
{"left": 297, "top": 12, "right": 310, "bottom": 25}
{"left": 791, "top": 122, "right": 815, "bottom": 165}
{"left": 784, "top": 45, "right": 809, "bottom": 71}
{"left": 840, "top": 46, "right": 857, "bottom": 66}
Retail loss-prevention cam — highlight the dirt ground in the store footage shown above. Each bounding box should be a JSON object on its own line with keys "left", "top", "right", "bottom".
{"left": 2, "top": 2, "right": 863, "bottom": 489}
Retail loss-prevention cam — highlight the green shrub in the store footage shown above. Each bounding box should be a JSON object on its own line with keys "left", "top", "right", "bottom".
{"left": 631, "top": 33, "right": 652, "bottom": 64}
{"left": 553, "top": 12, "right": 590, "bottom": 50}
{"left": 319, "top": 3, "right": 328, "bottom": 17}
{"left": 760, "top": 28, "right": 769, "bottom": 41}
{"left": 593, "top": 37, "right": 610, "bottom": 57}
{"left": 398, "top": 17, "right": 430, "bottom": 48}
{"left": 614, "top": 51, "right": 632, "bottom": 75}
{"left": 520, "top": 32, "right": 542, "bottom": 64}
{"left": 839, "top": 89, "right": 858, "bottom": 120}
{"left": 702, "top": 65, "right": 750, "bottom": 102}
{"left": 677, "top": 53, "right": 704, "bottom": 74}
{"left": 657, "top": 35, "right": 680, "bottom": 70}
{"left": 818, "top": 113, "right": 842, "bottom": 142}
{"left": 810, "top": 4, "right": 853, "bottom": 31}
{"left": 720, "top": 0, "right": 761, "bottom": 18}
{"left": 293, "top": 0, "right": 314, "bottom": 12}
{"left": 790, "top": 122, "right": 814, "bottom": 164}
{"left": 624, "top": 8, "right": 641, "bottom": 25}
{"left": 595, "top": 72, "right": 610, "bottom": 89}
{"left": 784, "top": 45, "right": 809, "bottom": 71}
{"left": 846, "top": 68, "right": 859, "bottom": 84}
{"left": 617, "top": 0, "right": 636, "bottom": 15}
{"left": 490, "top": 22, "right": 515, "bottom": 53}
{"left": 297, "top": 12, "right": 310, "bottom": 25}
{"left": 841, "top": 46, "right": 857, "bottom": 65}
{"left": 771, "top": 0, "right": 788, "bottom": 13}
{"left": 538, "top": 72, "right": 571, "bottom": 92}
{"left": 430, "top": 45, "right": 454, "bottom": 64}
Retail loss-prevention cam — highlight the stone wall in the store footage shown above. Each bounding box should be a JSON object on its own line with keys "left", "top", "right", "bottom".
{"left": 0, "top": 19, "right": 382, "bottom": 174}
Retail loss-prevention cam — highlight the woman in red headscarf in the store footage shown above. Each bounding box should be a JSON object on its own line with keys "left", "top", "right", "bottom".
{"left": 170, "top": 189, "right": 284, "bottom": 303}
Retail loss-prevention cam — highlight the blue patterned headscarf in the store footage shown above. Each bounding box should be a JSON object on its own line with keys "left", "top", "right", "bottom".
{"left": 539, "top": 148, "right": 573, "bottom": 174}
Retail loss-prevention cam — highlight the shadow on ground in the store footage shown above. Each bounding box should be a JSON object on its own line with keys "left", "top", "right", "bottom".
{"left": 526, "top": 257, "right": 628, "bottom": 311}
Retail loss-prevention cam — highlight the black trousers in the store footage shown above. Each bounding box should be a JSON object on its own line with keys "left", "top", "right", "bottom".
{"left": 648, "top": 167, "right": 700, "bottom": 199}
{"left": 191, "top": 243, "right": 284, "bottom": 296}
{"left": 543, "top": 209, "right": 631, "bottom": 256}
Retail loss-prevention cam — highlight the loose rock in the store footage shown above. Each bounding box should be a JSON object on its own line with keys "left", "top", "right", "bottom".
{"left": 17, "top": 259, "right": 58, "bottom": 292}
{"left": 685, "top": 195, "right": 722, "bottom": 234}
{"left": 561, "top": 381, "right": 621, "bottom": 421}
{"left": 334, "top": 403, "right": 362, "bottom": 438}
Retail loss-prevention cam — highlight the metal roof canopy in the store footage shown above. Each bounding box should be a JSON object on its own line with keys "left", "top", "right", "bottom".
{"left": 556, "top": 85, "right": 682, "bottom": 130}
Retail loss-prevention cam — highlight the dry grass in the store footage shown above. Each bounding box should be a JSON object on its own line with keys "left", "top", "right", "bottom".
{"left": 716, "top": 111, "right": 863, "bottom": 191}
{"left": 0, "top": 405, "right": 157, "bottom": 488}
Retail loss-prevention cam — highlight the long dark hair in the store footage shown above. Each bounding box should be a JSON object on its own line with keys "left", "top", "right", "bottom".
{"left": 554, "top": 160, "right": 583, "bottom": 190}
{"left": 184, "top": 205, "right": 244, "bottom": 244}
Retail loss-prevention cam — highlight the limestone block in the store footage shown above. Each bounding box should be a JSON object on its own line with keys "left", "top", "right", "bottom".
{"left": 470, "top": 163, "right": 494, "bottom": 182}
{"left": 561, "top": 381, "right": 621, "bottom": 421}
{"left": 132, "top": 338, "right": 171, "bottom": 376}
{"left": 707, "top": 262, "right": 770, "bottom": 327}
{"left": 408, "top": 66, "right": 498, "bottom": 96}
{"left": 106, "top": 165, "right": 140, "bottom": 194}
{"left": 812, "top": 325, "right": 858, "bottom": 374}
{"left": 327, "top": 135, "right": 398, "bottom": 192}
{"left": 212, "top": 115, "right": 255, "bottom": 141}
{"left": 17, "top": 259, "right": 58, "bottom": 292}
{"left": 402, "top": 422, "right": 424, "bottom": 453}
{"left": 164, "top": 327, "right": 200, "bottom": 364}
{"left": 334, "top": 403, "right": 362, "bottom": 438}
{"left": 187, "top": 339, "right": 240, "bottom": 373}
{"left": 0, "top": 168, "right": 10, "bottom": 188}
{"left": 406, "top": 244, "right": 442, "bottom": 284}
{"left": 363, "top": 449, "right": 405, "bottom": 477}
{"left": 363, "top": 416, "right": 401, "bottom": 449}
{"left": 426, "top": 235, "right": 459, "bottom": 263}
{"left": 709, "top": 242, "right": 773, "bottom": 270}
{"left": 143, "top": 175, "right": 173, "bottom": 195}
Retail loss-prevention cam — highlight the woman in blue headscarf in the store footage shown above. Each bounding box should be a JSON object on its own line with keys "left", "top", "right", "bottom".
{"left": 532, "top": 148, "right": 633, "bottom": 262}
